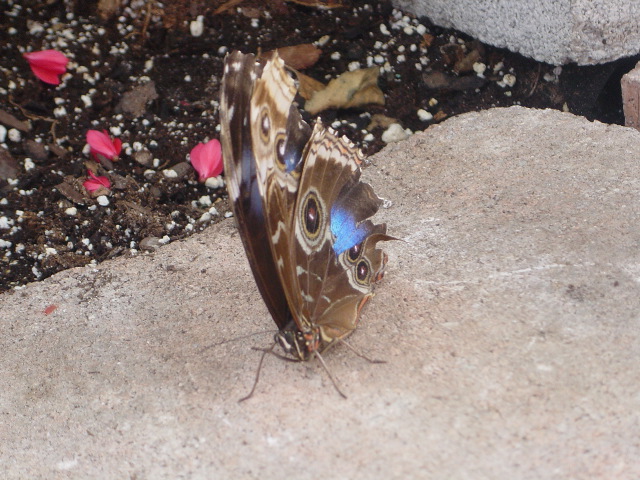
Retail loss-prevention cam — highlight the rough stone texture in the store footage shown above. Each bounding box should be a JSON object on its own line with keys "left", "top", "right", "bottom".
{"left": 622, "top": 61, "right": 640, "bottom": 130}
{"left": 2, "top": 107, "right": 640, "bottom": 478}
{"left": 392, "top": 0, "right": 640, "bottom": 65}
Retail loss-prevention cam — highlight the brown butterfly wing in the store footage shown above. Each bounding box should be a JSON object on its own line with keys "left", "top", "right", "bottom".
{"left": 220, "top": 52, "right": 293, "bottom": 329}
{"left": 290, "top": 123, "right": 393, "bottom": 350}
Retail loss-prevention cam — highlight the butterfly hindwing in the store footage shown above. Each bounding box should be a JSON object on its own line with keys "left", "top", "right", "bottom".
{"left": 292, "top": 122, "right": 391, "bottom": 347}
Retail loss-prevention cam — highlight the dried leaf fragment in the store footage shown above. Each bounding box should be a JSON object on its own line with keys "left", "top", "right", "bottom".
{"left": 367, "top": 114, "right": 399, "bottom": 131}
{"left": 285, "top": 0, "right": 346, "bottom": 9}
{"left": 295, "top": 71, "right": 326, "bottom": 100}
{"left": 305, "top": 66, "right": 384, "bottom": 115}
{"left": 262, "top": 44, "right": 321, "bottom": 70}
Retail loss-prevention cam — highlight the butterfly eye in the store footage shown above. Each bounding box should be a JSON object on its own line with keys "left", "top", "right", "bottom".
{"left": 298, "top": 190, "right": 326, "bottom": 250}
{"left": 275, "top": 135, "right": 286, "bottom": 168}
{"left": 260, "top": 109, "right": 271, "bottom": 140}
{"left": 347, "top": 243, "right": 362, "bottom": 263}
{"left": 304, "top": 195, "right": 321, "bottom": 236}
{"left": 356, "top": 260, "right": 370, "bottom": 284}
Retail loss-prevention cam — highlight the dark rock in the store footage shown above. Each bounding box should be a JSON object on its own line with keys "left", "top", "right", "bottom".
{"left": 423, "top": 71, "right": 487, "bottom": 91}
{"left": 164, "top": 161, "right": 193, "bottom": 181}
{"left": 116, "top": 82, "right": 159, "bottom": 118}
{"left": 0, "top": 109, "right": 30, "bottom": 132}
{"left": 24, "top": 140, "right": 48, "bottom": 161}
{"left": 133, "top": 149, "right": 153, "bottom": 166}
{"left": 0, "top": 147, "right": 19, "bottom": 180}
{"left": 139, "top": 236, "right": 163, "bottom": 251}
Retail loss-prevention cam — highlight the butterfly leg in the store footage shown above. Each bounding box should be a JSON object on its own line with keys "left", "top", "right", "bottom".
{"left": 313, "top": 350, "right": 347, "bottom": 399}
{"left": 239, "top": 341, "right": 277, "bottom": 403}
{"left": 337, "top": 338, "right": 387, "bottom": 364}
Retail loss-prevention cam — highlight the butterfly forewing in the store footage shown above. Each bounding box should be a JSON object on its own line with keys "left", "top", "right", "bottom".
{"left": 220, "top": 52, "right": 292, "bottom": 330}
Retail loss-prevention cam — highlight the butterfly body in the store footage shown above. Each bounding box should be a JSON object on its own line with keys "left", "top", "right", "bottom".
{"left": 220, "top": 51, "right": 391, "bottom": 361}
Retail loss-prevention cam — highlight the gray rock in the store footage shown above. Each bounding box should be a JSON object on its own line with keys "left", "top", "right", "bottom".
{"left": 1, "top": 107, "right": 638, "bottom": 478}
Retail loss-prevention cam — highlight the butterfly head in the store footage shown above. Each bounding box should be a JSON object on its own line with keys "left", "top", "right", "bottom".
{"left": 275, "top": 327, "right": 321, "bottom": 361}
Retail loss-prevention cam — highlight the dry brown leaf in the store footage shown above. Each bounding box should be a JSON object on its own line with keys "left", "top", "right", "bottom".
{"left": 284, "top": 0, "right": 346, "bottom": 9}
{"left": 295, "top": 72, "right": 326, "bottom": 101}
{"left": 421, "top": 33, "right": 435, "bottom": 49}
{"left": 213, "top": 0, "right": 246, "bottom": 15}
{"left": 97, "top": 0, "right": 122, "bottom": 20}
{"left": 304, "top": 66, "right": 384, "bottom": 115}
{"left": 433, "top": 110, "right": 448, "bottom": 121}
{"left": 454, "top": 49, "right": 482, "bottom": 74}
{"left": 268, "top": 44, "right": 322, "bottom": 70}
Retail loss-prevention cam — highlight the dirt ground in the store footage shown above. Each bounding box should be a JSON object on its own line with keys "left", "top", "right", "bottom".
{"left": 0, "top": 0, "right": 634, "bottom": 292}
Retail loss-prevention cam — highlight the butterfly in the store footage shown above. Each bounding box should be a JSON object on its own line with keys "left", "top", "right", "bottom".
{"left": 219, "top": 51, "right": 392, "bottom": 393}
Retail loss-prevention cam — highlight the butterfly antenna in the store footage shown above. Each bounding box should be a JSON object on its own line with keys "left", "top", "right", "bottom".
{"left": 238, "top": 341, "right": 276, "bottom": 403}
{"left": 338, "top": 339, "right": 386, "bottom": 364}
{"left": 314, "top": 350, "right": 347, "bottom": 399}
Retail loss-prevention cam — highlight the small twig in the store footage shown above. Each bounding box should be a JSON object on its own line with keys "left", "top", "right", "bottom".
{"left": 527, "top": 63, "right": 542, "bottom": 98}
{"left": 213, "top": 0, "right": 246, "bottom": 15}
{"left": 138, "top": 0, "right": 154, "bottom": 47}
{"left": 8, "top": 94, "right": 59, "bottom": 142}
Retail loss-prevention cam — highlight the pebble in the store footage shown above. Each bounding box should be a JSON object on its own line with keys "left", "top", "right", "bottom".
{"left": 139, "top": 236, "right": 162, "bottom": 250}
{"left": 190, "top": 15, "right": 204, "bottom": 37}
{"left": 97, "top": 195, "right": 109, "bottom": 206}
{"left": 417, "top": 109, "right": 433, "bottom": 121}
{"left": 503, "top": 73, "right": 516, "bottom": 87}
{"left": 381, "top": 123, "right": 411, "bottom": 143}
{"left": 205, "top": 176, "right": 224, "bottom": 189}
{"left": 473, "top": 62, "right": 487, "bottom": 76}
{"left": 8, "top": 128, "right": 21, "bottom": 142}
{"left": 53, "top": 106, "right": 67, "bottom": 118}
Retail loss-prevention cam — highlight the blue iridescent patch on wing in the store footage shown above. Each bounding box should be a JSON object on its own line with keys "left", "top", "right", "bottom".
{"left": 331, "top": 205, "right": 369, "bottom": 255}
{"left": 284, "top": 155, "right": 298, "bottom": 173}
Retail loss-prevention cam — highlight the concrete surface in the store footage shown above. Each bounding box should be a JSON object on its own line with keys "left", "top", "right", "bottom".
{"left": 393, "top": 0, "right": 640, "bottom": 65}
{"left": 2, "top": 107, "right": 640, "bottom": 478}
{"left": 622, "top": 60, "right": 640, "bottom": 129}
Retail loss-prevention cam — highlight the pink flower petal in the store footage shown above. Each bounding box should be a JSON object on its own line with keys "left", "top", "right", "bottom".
{"left": 23, "top": 50, "right": 69, "bottom": 85}
{"left": 190, "top": 139, "right": 223, "bottom": 182}
{"left": 83, "top": 170, "right": 111, "bottom": 193}
{"left": 86, "top": 129, "right": 120, "bottom": 160}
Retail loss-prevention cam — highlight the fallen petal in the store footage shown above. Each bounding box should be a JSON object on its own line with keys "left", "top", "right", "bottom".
{"left": 83, "top": 170, "right": 111, "bottom": 193}
{"left": 23, "top": 50, "right": 69, "bottom": 85}
{"left": 86, "top": 129, "right": 120, "bottom": 160}
{"left": 190, "top": 139, "right": 223, "bottom": 182}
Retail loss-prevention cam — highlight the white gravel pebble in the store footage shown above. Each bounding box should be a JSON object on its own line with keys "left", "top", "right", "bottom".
{"left": 8, "top": 128, "right": 21, "bottom": 142}
{"left": 417, "top": 109, "right": 433, "bottom": 121}
{"left": 381, "top": 123, "right": 411, "bottom": 143}
{"left": 190, "top": 15, "right": 204, "bottom": 37}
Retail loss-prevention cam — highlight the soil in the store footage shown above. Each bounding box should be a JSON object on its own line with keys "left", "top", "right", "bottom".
{"left": 0, "top": 0, "right": 634, "bottom": 293}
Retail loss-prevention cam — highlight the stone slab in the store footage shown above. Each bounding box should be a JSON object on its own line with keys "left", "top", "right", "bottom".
{"left": 393, "top": 0, "right": 640, "bottom": 65}
{"left": 1, "top": 107, "right": 640, "bottom": 478}
{"left": 622, "top": 60, "right": 640, "bottom": 129}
